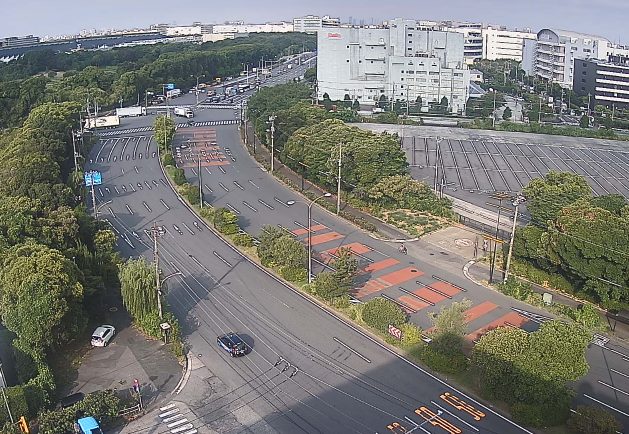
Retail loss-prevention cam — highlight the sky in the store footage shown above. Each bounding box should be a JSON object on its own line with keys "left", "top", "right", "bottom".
{"left": 4, "top": 0, "right": 629, "bottom": 43}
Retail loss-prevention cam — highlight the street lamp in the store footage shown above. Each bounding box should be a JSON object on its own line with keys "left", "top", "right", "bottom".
{"left": 503, "top": 194, "right": 527, "bottom": 283}
{"left": 192, "top": 74, "right": 205, "bottom": 106}
{"left": 308, "top": 193, "right": 332, "bottom": 283}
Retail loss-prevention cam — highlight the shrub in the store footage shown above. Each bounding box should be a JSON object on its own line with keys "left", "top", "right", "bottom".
{"left": 233, "top": 232, "right": 254, "bottom": 247}
{"left": 311, "top": 272, "right": 346, "bottom": 300}
{"left": 399, "top": 322, "right": 423, "bottom": 348}
{"left": 512, "top": 399, "right": 570, "bottom": 428}
{"left": 199, "top": 206, "right": 215, "bottom": 221}
{"left": 412, "top": 344, "right": 468, "bottom": 375}
{"left": 362, "top": 298, "right": 407, "bottom": 332}
{"left": 182, "top": 183, "right": 200, "bottom": 205}
{"left": 172, "top": 168, "right": 187, "bottom": 185}
{"left": 0, "top": 386, "right": 29, "bottom": 424}
{"left": 213, "top": 208, "right": 239, "bottom": 234}
{"left": 162, "top": 152, "right": 175, "bottom": 167}
{"left": 568, "top": 405, "right": 621, "bottom": 434}
{"left": 279, "top": 266, "right": 307, "bottom": 282}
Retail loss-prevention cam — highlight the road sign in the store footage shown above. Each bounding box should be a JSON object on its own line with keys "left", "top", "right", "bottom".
{"left": 388, "top": 324, "right": 402, "bottom": 340}
{"left": 165, "top": 83, "right": 175, "bottom": 90}
{"left": 84, "top": 171, "right": 102, "bottom": 187}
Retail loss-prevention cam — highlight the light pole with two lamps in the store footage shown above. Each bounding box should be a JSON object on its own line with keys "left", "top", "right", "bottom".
{"left": 307, "top": 193, "right": 332, "bottom": 283}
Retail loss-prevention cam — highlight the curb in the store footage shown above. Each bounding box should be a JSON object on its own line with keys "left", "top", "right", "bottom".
{"left": 172, "top": 352, "right": 192, "bottom": 395}
{"left": 463, "top": 260, "right": 486, "bottom": 288}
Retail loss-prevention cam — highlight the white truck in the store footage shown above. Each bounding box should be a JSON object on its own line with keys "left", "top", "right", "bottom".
{"left": 116, "top": 106, "right": 146, "bottom": 117}
{"left": 84, "top": 115, "right": 120, "bottom": 129}
{"left": 166, "top": 88, "right": 182, "bottom": 99}
{"left": 174, "top": 107, "right": 194, "bottom": 118}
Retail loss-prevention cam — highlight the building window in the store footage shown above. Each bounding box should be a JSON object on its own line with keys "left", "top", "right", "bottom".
{"left": 408, "top": 47, "right": 412, "bottom": 50}
{"left": 408, "top": 34, "right": 412, "bottom": 37}
{"left": 408, "top": 41, "right": 412, "bottom": 44}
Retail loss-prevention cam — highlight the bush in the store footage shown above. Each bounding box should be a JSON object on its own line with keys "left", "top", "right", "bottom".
{"left": 362, "top": 298, "right": 407, "bottom": 332}
{"left": 182, "top": 183, "right": 200, "bottom": 205}
{"left": 311, "top": 272, "right": 345, "bottom": 300}
{"left": 162, "top": 152, "right": 175, "bottom": 167}
{"left": 233, "top": 232, "right": 254, "bottom": 247}
{"left": 0, "top": 386, "right": 29, "bottom": 424}
{"left": 172, "top": 168, "right": 187, "bottom": 185}
{"left": 412, "top": 344, "right": 468, "bottom": 375}
{"left": 213, "top": 208, "right": 239, "bottom": 235}
{"left": 199, "top": 206, "right": 215, "bottom": 221}
{"left": 568, "top": 405, "right": 621, "bottom": 434}
{"left": 399, "top": 322, "right": 423, "bottom": 348}
{"left": 279, "top": 266, "right": 307, "bottom": 282}
{"left": 512, "top": 400, "right": 570, "bottom": 427}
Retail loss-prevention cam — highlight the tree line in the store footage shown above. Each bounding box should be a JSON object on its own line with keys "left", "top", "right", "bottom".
{"left": 0, "top": 33, "right": 315, "bottom": 129}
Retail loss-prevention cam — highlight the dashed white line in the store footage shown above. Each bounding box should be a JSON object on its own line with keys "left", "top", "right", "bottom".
{"left": 584, "top": 394, "right": 629, "bottom": 417}
{"left": 143, "top": 202, "right": 152, "bottom": 212}
{"left": 213, "top": 251, "right": 232, "bottom": 267}
{"left": 233, "top": 181, "right": 244, "bottom": 190}
{"left": 218, "top": 182, "right": 229, "bottom": 192}
{"left": 125, "top": 204, "right": 134, "bottom": 215}
{"left": 258, "top": 199, "right": 274, "bottom": 210}
{"left": 225, "top": 203, "right": 240, "bottom": 214}
{"left": 242, "top": 201, "right": 258, "bottom": 212}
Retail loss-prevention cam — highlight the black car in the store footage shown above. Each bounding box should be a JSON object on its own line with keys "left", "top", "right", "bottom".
{"left": 217, "top": 333, "right": 247, "bottom": 357}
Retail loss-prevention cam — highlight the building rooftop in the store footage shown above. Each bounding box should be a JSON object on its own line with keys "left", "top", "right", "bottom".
{"left": 553, "top": 29, "right": 609, "bottom": 41}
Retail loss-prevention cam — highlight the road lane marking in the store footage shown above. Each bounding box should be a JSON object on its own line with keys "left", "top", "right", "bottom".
{"left": 143, "top": 202, "right": 151, "bottom": 213}
{"left": 248, "top": 180, "right": 260, "bottom": 188}
{"left": 584, "top": 394, "right": 629, "bottom": 417}
{"left": 219, "top": 166, "right": 226, "bottom": 174}
{"left": 125, "top": 204, "right": 134, "bottom": 215}
{"left": 218, "top": 182, "right": 229, "bottom": 192}
{"left": 242, "top": 201, "right": 258, "bottom": 212}
{"left": 274, "top": 197, "right": 291, "bottom": 207}
{"left": 233, "top": 181, "right": 244, "bottom": 190}
{"left": 610, "top": 369, "right": 629, "bottom": 379}
{"left": 332, "top": 337, "right": 371, "bottom": 363}
{"left": 432, "top": 400, "right": 480, "bottom": 430}
{"left": 598, "top": 380, "right": 629, "bottom": 397}
{"left": 225, "top": 203, "right": 240, "bottom": 214}
{"left": 161, "top": 199, "right": 170, "bottom": 210}
{"left": 258, "top": 199, "right": 274, "bottom": 210}
{"left": 182, "top": 223, "right": 195, "bottom": 235}
{"left": 213, "top": 251, "right": 232, "bottom": 267}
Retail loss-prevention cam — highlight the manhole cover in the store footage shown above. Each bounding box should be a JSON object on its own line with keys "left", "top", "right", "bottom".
{"left": 454, "top": 238, "right": 472, "bottom": 247}
{"left": 109, "top": 307, "right": 118, "bottom": 312}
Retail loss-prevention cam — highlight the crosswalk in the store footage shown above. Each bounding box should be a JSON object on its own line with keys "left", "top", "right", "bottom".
{"left": 97, "top": 119, "right": 239, "bottom": 137}
{"left": 197, "top": 104, "right": 238, "bottom": 110}
{"left": 158, "top": 403, "right": 197, "bottom": 434}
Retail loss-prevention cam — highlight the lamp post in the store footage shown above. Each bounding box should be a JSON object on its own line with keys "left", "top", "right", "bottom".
{"left": 503, "top": 195, "right": 527, "bottom": 283}
{"left": 308, "top": 193, "right": 332, "bottom": 283}
{"left": 193, "top": 74, "right": 205, "bottom": 106}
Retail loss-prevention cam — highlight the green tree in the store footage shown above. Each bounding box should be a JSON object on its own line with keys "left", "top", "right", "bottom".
{"left": 257, "top": 225, "right": 285, "bottom": 266}
{"left": 333, "top": 247, "right": 358, "bottom": 291}
{"left": 213, "top": 208, "right": 239, "bottom": 234}
{"left": 502, "top": 107, "right": 512, "bottom": 120}
{"left": 523, "top": 171, "right": 592, "bottom": 225}
{"left": 311, "top": 272, "right": 344, "bottom": 301}
{"left": 428, "top": 299, "right": 471, "bottom": 339}
{"left": 590, "top": 194, "right": 627, "bottom": 215}
{"left": 580, "top": 114, "right": 590, "bottom": 128}
{"left": 154, "top": 115, "right": 176, "bottom": 151}
{"left": 0, "top": 242, "right": 85, "bottom": 357}
{"left": 118, "top": 257, "right": 157, "bottom": 321}
{"left": 361, "top": 298, "right": 407, "bottom": 332}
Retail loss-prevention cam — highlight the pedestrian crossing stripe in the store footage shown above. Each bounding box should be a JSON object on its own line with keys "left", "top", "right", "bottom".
{"left": 97, "top": 120, "right": 239, "bottom": 137}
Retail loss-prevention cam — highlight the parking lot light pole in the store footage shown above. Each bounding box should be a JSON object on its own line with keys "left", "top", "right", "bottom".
{"left": 308, "top": 193, "right": 332, "bottom": 284}
{"left": 504, "top": 195, "right": 526, "bottom": 283}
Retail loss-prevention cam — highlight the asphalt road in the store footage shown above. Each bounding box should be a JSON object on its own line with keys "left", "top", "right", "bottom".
{"left": 85, "top": 66, "right": 536, "bottom": 433}
{"left": 85, "top": 59, "right": 629, "bottom": 432}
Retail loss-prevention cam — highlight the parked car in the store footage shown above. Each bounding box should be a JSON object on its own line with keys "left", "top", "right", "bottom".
{"left": 91, "top": 325, "right": 116, "bottom": 347}
{"left": 217, "top": 333, "right": 247, "bottom": 357}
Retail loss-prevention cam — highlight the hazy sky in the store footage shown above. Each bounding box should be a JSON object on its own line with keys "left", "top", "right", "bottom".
{"left": 4, "top": 0, "right": 629, "bottom": 43}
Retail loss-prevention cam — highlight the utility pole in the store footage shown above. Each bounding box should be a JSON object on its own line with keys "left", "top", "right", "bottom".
{"left": 268, "top": 115, "right": 276, "bottom": 173}
{"left": 433, "top": 137, "right": 441, "bottom": 194}
{"left": 336, "top": 143, "right": 342, "bottom": 215}
{"left": 504, "top": 195, "right": 526, "bottom": 283}
{"left": 587, "top": 93, "right": 592, "bottom": 117}
{"left": 152, "top": 222, "right": 164, "bottom": 320}
{"left": 492, "top": 89, "right": 497, "bottom": 128}
{"left": 243, "top": 102, "right": 248, "bottom": 145}
{"left": 0, "top": 363, "right": 13, "bottom": 425}
{"left": 538, "top": 97, "right": 542, "bottom": 123}
{"left": 71, "top": 130, "right": 79, "bottom": 174}
{"left": 489, "top": 192, "right": 510, "bottom": 283}
{"left": 198, "top": 154, "right": 203, "bottom": 208}
{"left": 91, "top": 177, "right": 97, "bottom": 218}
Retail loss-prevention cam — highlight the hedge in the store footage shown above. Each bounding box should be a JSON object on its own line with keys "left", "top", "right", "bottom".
{"left": 361, "top": 298, "right": 407, "bottom": 332}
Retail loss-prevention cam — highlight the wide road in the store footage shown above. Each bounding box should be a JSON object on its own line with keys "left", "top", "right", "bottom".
{"left": 85, "top": 68, "right": 533, "bottom": 432}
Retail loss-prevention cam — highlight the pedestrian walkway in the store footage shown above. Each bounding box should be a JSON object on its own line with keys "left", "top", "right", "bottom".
{"left": 157, "top": 403, "right": 198, "bottom": 434}
{"left": 98, "top": 120, "right": 239, "bottom": 137}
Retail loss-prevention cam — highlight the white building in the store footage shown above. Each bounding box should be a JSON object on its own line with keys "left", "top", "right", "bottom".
{"left": 317, "top": 19, "right": 470, "bottom": 114}
{"left": 212, "top": 22, "right": 293, "bottom": 34}
{"left": 523, "top": 29, "right": 613, "bottom": 88}
{"left": 293, "top": 15, "right": 340, "bottom": 34}
{"left": 450, "top": 25, "right": 484, "bottom": 65}
{"left": 165, "top": 26, "right": 203, "bottom": 36}
{"left": 482, "top": 27, "right": 536, "bottom": 61}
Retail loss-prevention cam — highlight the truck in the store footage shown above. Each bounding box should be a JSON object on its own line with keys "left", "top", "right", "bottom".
{"left": 174, "top": 107, "right": 194, "bottom": 118}
{"left": 238, "top": 83, "right": 250, "bottom": 93}
{"left": 166, "top": 88, "right": 182, "bottom": 99}
{"left": 84, "top": 115, "right": 120, "bottom": 129}
{"left": 116, "top": 106, "right": 146, "bottom": 118}
{"left": 224, "top": 86, "right": 237, "bottom": 97}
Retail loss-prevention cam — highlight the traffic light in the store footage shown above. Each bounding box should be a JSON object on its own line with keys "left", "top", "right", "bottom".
{"left": 18, "top": 416, "right": 29, "bottom": 434}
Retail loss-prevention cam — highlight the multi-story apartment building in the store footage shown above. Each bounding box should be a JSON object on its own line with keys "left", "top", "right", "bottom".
{"left": 574, "top": 58, "right": 629, "bottom": 109}
{"left": 450, "top": 25, "right": 484, "bottom": 65}
{"left": 482, "top": 27, "right": 536, "bottom": 61}
{"left": 211, "top": 22, "right": 293, "bottom": 34}
{"left": 523, "top": 29, "right": 615, "bottom": 88}
{"left": 317, "top": 19, "right": 470, "bottom": 114}
{"left": 293, "top": 15, "right": 340, "bottom": 34}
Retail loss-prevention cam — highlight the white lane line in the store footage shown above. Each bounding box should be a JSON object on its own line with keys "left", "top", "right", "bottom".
{"left": 213, "top": 251, "right": 232, "bottom": 267}
{"left": 242, "top": 201, "right": 258, "bottom": 212}
{"left": 258, "top": 199, "right": 274, "bottom": 210}
{"left": 584, "top": 394, "right": 629, "bottom": 417}
{"left": 125, "top": 204, "right": 134, "bottom": 215}
{"left": 233, "top": 181, "right": 244, "bottom": 190}
{"left": 225, "top": 203, "right": 240, "bottom": 215}
{"left": 171, "top": 424, "right": 194, "bottom": 434}
{"left": 107, "top": 138, "right": 119, "bottom": 161}
{"left": 332, "top": 337, "right": 371, "bottom": 363}
{"left": 161, "top": 199, "right": 170, "bottom": 210}
{"left": 205, "top": 167, "right": 212, "bottom": 175}
{"left": 167, "top": 418, "right": 189, "bottom": 428}
{"left": 611, "top": 369, "right": 629, "bottom": 379}
{"left": 431, "top": 400, "right": 480, "bottom": 431}
{"left": 95, "top": 139, "right": 110, "bottom": 161}
{"left": 218, "top": 182, "right": 229, "bottom": 192}
{"left": 248, "top": 180, "right": 259, "bottom": 188}
{"left": 274, "top": 197, "right": 291, "bottom": 207}
{"left": 143, "top": 202, "right": 152, "bottom": 213}
{"left": 191, "top": 168, "right": 197, "bottom": 176}
{"left": 182, "top": 223, "right": 195, "bottom": 235}
{"left": 203, "top": 184, "right": 213, "bottom": 193}
{"left": 601, "top": 345, "right": 629, "bottom": 360}
{"left": 598, "top": 380, "right": 629, "bottom": 397}
{"left": 159, "top": 403, "right": 176, "bottom": 412}
{"left": 219, "top": 166, "right": 226, "bottom": 174}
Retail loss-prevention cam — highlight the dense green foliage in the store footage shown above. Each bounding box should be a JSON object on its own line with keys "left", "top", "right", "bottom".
{"left": 568, "top": 406, "right": 621, "bottom": 434}
{"left": 361, "top": 298, "right": 407, "bottom": 332}
{"left": 256, "top": 226, "right": 307, "bottom": 280}
{"left": 472, "top": 320, "right": 590, "bottom": 427}
{"left": 154, "top": 115, "right": 176, "bottom": 152}
{"left": 119, "top": 257, "right": 157, "bottom": 321}
{"left": 0, "top": 33, "right": 315, "bottom": 128}
{"left": 213, "top": 208, "right": 240, "bottom": 235}
{"left": 0, "top": 103, "right": 121, "bottom": 421}
{"left": 513, "top": 172, "right": 629, "bottom": 306}
{"left": 367, "top": 175, "right": 453, "bottom": 217}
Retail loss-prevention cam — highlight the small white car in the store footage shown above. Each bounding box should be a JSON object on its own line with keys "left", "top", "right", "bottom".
{"left": 91, "top": 325, "right": 116, "bottom": 347}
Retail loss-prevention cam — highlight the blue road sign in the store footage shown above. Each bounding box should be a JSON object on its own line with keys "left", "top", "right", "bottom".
{"left": 165, "top": 83, "right": 175, "bottom": 90}
{"left": 92, "top": 171, "right": 102, "bottom": 186}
